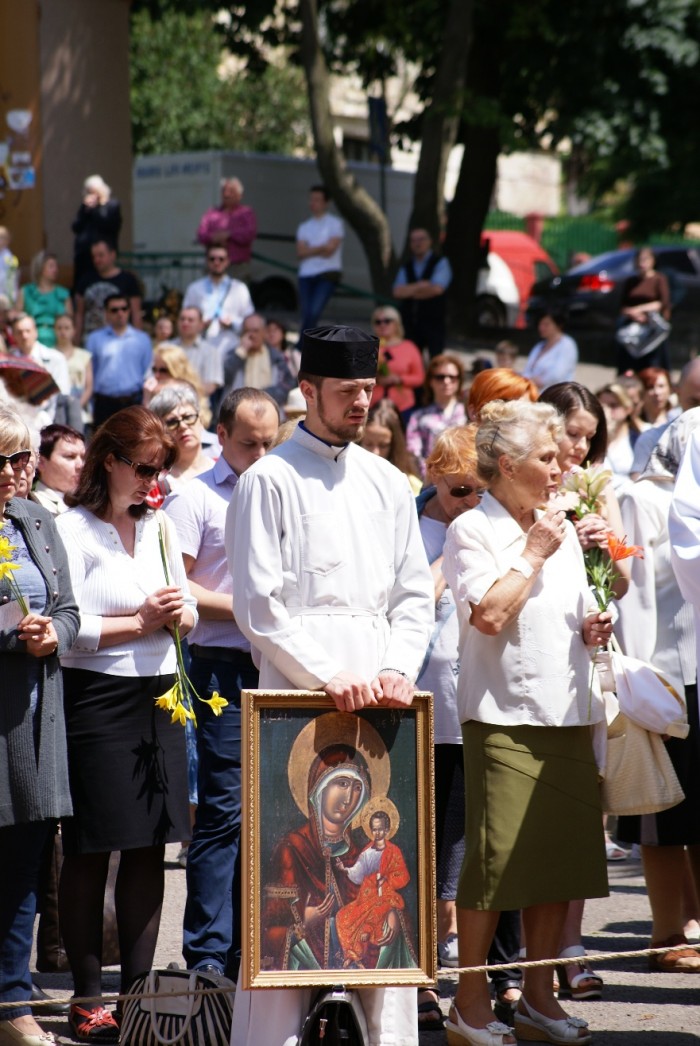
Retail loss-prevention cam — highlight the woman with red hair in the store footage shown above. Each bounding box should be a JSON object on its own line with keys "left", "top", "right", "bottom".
{"left": 467, "top": 368, "right": 538, "bottom": 421}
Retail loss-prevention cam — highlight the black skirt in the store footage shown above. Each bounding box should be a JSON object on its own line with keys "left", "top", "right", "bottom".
{"left": 618, "top": 684, "right": 700, "bottom": 846}
{"left": 61, "top": 667, "right": 190, "bottom": 854}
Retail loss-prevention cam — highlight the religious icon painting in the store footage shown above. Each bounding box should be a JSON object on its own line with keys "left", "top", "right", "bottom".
{"left": 241, "top": 690, "right": 436, "bottom": 989}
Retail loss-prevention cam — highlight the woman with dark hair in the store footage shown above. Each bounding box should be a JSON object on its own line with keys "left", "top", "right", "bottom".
{"left": 522, "top": 310, "right": 578, "bottom": 392}
{"left": 0, "top": 407, "right": 79, "bottom": 1046}
{"left": 360, "top": 400, "right": 422, "bottom": 495}
{"left": 405, "top": 353, "right": 466, "bottom": 475}
{"left": 539, "top": 381, "right": 630, "bottom": 997}
{"left": 56, "top": 406, "right": 196, "bottom": 1043}
{"left": 617, "top": 247, "right": 671, "bottom": 373}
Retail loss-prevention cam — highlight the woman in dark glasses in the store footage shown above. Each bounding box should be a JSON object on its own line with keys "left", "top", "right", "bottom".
{"left": 0, "top": 406, "right": 79, "bottom": 1046}
{"left": 413, "top": 425, "right": 485, "bottom": 1031}
{"left": 56, "top": 406, "right": 196, "bottom": 1043}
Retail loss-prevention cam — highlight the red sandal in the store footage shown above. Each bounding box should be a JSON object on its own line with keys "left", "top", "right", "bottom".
{"left": 68, "top": 1004, "right": 120, "bottom": 1044}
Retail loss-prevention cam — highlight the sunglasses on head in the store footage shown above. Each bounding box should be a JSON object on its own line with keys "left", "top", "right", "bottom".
{"left": 447, "top": 483, "right": 485, "bottom": 499}
{"left": 0, "top": 450, "right": 31, "bottom": 471}
{"left": 116, "top": 453, "right": 166, "bottom": 481}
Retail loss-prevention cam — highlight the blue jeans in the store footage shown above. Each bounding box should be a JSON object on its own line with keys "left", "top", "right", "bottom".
{"left": 298, "top": 274, "right": 338, "bottom": 331}
{"left": 0, "top": 820, "right": 55, "bottom": 1019}
{"left": 182, "top": 648, "right": 258, "bottom": 979}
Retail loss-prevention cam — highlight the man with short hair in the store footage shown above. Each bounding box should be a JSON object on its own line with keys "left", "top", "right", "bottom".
{"left": 393, "top": 228, "right": 452, "bottom": 358}
{"left": 223, "top": 312, "right": 294, "bottom": 407}
{"left": 174, "top": 305, "right": 224, "bottom": 398}
{"left": 164, "top": 387, "right": 280, "bottom": 982}
{"left": 225, "top": 326, "right": 434, "bottom": 1045}
{"left": 74, "top": 239, "right": 143, "bottom": 342}
{"left": 86, "top": 293, "right": 153, "bottom": 428}
{"left": 183, "top": 246, "right": 254, "bottom": 364}
{"left": 196, "top": 177, "right": 257, "bottom": 283}
{"left": 296, "top": 185, "right": 344, "bottom": 331}
{"left": 11, "top": 314, "right": 71, "bottom": 398}
{"left": 33, "top": 424, "right": 85, "bottom": 515}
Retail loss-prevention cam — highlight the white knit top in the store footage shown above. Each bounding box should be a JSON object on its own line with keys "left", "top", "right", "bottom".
{"left": 57, "top": 506, "right": 198, "bottom": 677}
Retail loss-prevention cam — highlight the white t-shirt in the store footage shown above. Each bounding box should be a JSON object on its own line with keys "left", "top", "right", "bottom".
{"left": 296, "top": 213, "right": 344, "bottom": 278}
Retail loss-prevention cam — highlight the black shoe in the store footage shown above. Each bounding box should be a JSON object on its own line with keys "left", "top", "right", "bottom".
{"left": 31, "top": 983, "right": 70, "bottom": 1017}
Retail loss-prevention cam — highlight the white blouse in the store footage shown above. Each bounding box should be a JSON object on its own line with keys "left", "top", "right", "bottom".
{"left": 443, "top": 492, "right": 603, "bottom": 727}
{"left": 57, "top": 507, "right": 197, "bottom": 677}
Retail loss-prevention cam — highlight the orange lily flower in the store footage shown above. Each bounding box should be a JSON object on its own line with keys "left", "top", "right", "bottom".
{"left": 607, "top": 534, "right": 644, "bottom": 562}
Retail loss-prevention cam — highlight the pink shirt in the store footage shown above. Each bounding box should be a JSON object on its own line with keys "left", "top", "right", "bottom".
{"left": 196, "top": 204, "right": 257, "bottom": 265}
{"left": 370, "top": 339, "right": 425, "bottom": 413}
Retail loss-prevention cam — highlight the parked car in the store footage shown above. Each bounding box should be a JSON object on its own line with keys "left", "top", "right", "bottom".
{"left": 526, "top": 245, "right": 700, "bottom": 352}
{"left": 477, "top": 230, "right": 559, "bottom": 329}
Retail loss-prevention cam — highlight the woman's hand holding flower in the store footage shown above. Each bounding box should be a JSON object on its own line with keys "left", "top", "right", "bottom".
{"left": 525, "top": 506, "right": 567, "bottom": 563}
{"left": 582, "top": 610, "right": 613, "bottom": 648}
{"left": 574, "top": 513, "right": 612, "bottom": 551}
{"left": 135, "top": 585, "right": 185, "bottom": 634}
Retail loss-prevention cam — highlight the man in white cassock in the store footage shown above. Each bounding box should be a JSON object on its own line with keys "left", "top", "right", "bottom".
{"left": 224, "top": 325, "right": 434, "bottom": 1046}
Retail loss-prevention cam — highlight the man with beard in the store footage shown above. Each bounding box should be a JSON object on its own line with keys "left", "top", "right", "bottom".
{"left": 225, "top": 325, "right": 434, "bottom": 1046}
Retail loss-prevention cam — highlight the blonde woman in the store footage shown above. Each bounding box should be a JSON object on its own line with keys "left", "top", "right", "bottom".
{"left": 370, "top": 305, "right": 425, "bottom": 420}
{"left": 143, "top": 343, "right": 212, "bottom": 428}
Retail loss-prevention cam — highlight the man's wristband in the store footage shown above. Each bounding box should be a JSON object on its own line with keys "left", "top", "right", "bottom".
{"left": 378, "top": 668, "right": 410, "bottom": 681}
{"left": 511, "top": 555, "right": 534, "bottom": 580}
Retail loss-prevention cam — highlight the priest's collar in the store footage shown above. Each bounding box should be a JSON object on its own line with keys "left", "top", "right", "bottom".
{"left": 295, "top": 420, "right": 350, "bottom": 461}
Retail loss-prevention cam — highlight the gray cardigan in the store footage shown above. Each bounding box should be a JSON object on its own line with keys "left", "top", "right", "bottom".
{"left": 0, "top": 498, "right": 80, "bottom": 827}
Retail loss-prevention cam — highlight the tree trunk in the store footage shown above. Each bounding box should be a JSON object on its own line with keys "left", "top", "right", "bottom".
{"left": 406, "top": 0, "right": 474, "bottom": 245}
{"left": 444, "top": 124, "right": 500, "bottom": 333}
{"left": 298, "top": 0, "right": 396, "bottom": 297}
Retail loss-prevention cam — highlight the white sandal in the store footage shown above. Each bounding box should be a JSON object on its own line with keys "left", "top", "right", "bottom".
{"left": 445, "top": 1006, "right": 515, "bottom": 1046}
{"left": 514, "top": 997, "right": 591, "bottom": 1044}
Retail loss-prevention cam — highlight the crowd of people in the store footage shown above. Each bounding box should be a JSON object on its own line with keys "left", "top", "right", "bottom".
{"left": 0, "top": 176, "right": 698, "bottom": 1046}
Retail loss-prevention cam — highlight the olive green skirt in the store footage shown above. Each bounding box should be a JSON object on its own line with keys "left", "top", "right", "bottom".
{"left": 457, "top": 721, "right": 608, "bottom": 911}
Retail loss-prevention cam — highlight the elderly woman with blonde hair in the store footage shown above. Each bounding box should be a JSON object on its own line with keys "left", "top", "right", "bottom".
{"left": 442, "top": 399, "right": 611, "bottom": 1046}
{"left": 71, "top": 174, "right": 122, "bottom": 290}
{"left": 370, "top": 304, "right": 425, "bottom": 420}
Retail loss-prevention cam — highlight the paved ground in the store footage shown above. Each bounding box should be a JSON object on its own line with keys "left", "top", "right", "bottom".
{"left": 31, "top": 844, "right": 700, "bottom": 1043}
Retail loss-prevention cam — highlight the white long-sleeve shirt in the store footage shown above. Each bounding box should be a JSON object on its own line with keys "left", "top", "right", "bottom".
{"left": 670, "top": 429, "right": 700, "bottom": 660}
{"left": 224, "top": 423, "right": 434, "bottom": 690}
{"left": 618, "top": 479, "right": 695, "bottom": 693}
{"left": 57, "top": 507, "right": 197, "bottom": 676}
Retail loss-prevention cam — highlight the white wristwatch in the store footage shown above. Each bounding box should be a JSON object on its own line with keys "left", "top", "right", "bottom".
{"left": 511, "top": 555, "right": 534, "bottom": 579}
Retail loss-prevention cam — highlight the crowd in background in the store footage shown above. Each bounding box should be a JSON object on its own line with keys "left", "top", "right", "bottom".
{"left": 0, "top": 171, "right": 699, "bottom": 1046}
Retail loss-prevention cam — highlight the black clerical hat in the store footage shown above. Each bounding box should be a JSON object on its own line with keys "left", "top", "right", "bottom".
{"left": 299, "top": 326, "right": 379, "bottom": 379}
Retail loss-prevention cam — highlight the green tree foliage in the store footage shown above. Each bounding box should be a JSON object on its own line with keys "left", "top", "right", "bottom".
{"left": 130, "top": 7, "right": 310, "bottom": 156}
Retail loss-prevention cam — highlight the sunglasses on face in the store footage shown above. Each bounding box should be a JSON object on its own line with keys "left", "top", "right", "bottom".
{"left": 208, "top": 255, "right": 227, "bottom": 263}
{"left": 0, "top": 450, "right": 31, "bottom": 471}
{"left": 153, "top": 366, "right": 171, "bottom": 376}
{"left": 432, "top": 373, "right": 459, "bottom": 382}
{"left": 107, "top": 305, "right": 129, "bottom": 314}
{"left": 116, "top": 453, "right": 166, "bottom": 481}
{"left": 164, "top": 412, "right": 199, "bottom": 430}
{"left": 447, "top": 483, "right": 485, "bottom": 499}
{"left": 373, "top": 317, "right": 394, "bottom": 325}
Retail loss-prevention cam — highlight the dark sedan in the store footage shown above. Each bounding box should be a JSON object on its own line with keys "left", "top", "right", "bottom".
{"left": 527, "top": 245, "right": 700, "bottom": 357}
